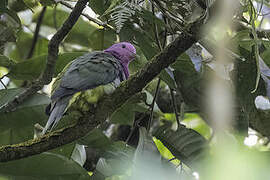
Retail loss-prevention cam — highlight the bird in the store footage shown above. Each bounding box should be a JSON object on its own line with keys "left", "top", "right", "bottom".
{"left": 42, "top": 42, "right": 136, "bottom": 134}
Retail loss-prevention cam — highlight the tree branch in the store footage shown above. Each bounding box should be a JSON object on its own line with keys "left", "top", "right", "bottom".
{"left": 2, "top": 0, "right": 89, "bottom": 112}
{"left": 59, "top": 0, "right": 111, "bottom": 29}
{"left": 27, "top": 6, "right": 47, "bottom": 59}
{"left": 0, "top": 20, "right": 202, "bottom": 161}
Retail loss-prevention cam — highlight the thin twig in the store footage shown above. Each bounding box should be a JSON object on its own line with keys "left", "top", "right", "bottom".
{"left": 162, "top": 16, "right": 168, "bottom": 49}
{"left": 3, "top": 0, "right": 89, "bottom": 112}
{"left": 53, "top": 4, "right": 58, "bottom": 29}
{"left": 59, "top": 0, "right": 111, "bottom": 29}
{"left": 148, "top": 79, "right": 161, "bottom": 132}
{"left": 170, "top": 88, "right": 181, "bottom": 129}
{"left": 27, "top": 6, "right": 47, "bottom": 59}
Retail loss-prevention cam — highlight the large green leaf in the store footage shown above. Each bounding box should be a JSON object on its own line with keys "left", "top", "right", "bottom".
{"left": 7, "top": 52, "right": 85, "bottom": 80}
{"left": 0, "top": 88, "right": 50, "bottom": 145}
{"left": 154, "top": 125, "right": 208, "bottom": 169}
{"left": 173, "top": 53, "right": 202, "bottom": 110}
{"left": 0, "top": 152, "right": 90, "bottom": 180}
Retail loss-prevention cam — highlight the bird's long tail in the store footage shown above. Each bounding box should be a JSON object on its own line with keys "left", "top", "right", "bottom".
{"left": 42, "top": 96, "right": 71, "bottom": 135}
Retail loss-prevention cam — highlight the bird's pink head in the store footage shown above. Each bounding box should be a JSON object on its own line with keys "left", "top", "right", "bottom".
{"left": 104, "top": 42, "right": 136, "bottom": 78}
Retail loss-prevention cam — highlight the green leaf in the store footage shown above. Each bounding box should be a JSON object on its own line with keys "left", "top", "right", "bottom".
{"left": 231, "top": 29, "right": 254, "bottom": 52}
{"left": 154, "top": 125, "right": 208, "bottom": 169}
{"left": 110, "top": 92, "right": 150, "bottom": 125}
{"left": 88, "top": 0, "right": 112, "bottom": 15}
{"left": 0, "top": 88, "right": 49, "bottom": 109}
{"left": 9, "top": 0, "right": 38, "bottom": 12}
{"left": 261, "top": 49, "right": 270, "bottom": 66}
{"left": 9, "top": 31, "right": 48, "bottom": 62}
{"left": 0, "top": 25, "right": 16, "bottom": 44}
{"left": 0, "top": 8, "right": 21, "bottom": 27}
{"left": 234, "top": 47, "right": 265, "bottom": 134}
{"left": 0, "top": 0, "right": 8, "bottom": 9}
{"left": 7, "top": 52, "right": 85, "bottom": 80}
{"left": 135, "top": 127, "right": 160, "bottom": 158}
{"left": 0, "top": 88, "right": 50, "bottom": 145}
{"left": 8, "top": 55, "right": 46, "bottom": 80}
{"left": 78, "top": 129, "right": 111, "bottom": 150}
{"left": 94, "top": 141, "right": 134, "bottom": 178}
{"left": 39, "top": 0, "right": 55, "bottom": 6}
{"left": 0, "top": 54, "right": 15, "bottom": 68}
{"left": 0, "top": 152, "right": 90, "bottom": 180}
{"left": 71, "top": 144, "right": 86, "bottom": 166}
{"left": 102, "top": 0, "right": 123, "bottom": 17}
{"left": 181, "top": 113, "right": 212, "bottom": 139}
{"left": 172, "top": 54, "right": 201, "bottom": 109}
{"left": 133, "top": 30, "right": 176, "bottom": 88}
{"left": 159, "top": 69, "right": 176, "bottom": 89}
{"left": 133, "top": 30, "right": 158, "bottom": 60}
{"left": 88, "top": 29, "right": 117, "bottom": 50}
{"left": 50, "top": 143, "right": 76, "bottom": 158}
{"left": 110, "top": 103, "right": 136, "bottom": 125}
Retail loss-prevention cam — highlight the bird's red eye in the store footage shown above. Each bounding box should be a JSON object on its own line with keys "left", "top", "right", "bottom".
{"left": 122, "top": 44, "right": 126, "bottom": 48}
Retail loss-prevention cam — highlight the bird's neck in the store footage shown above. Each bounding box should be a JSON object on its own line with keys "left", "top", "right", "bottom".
{"left": 104, "top": 50, "right": 129, "bottom": 79}
{"left": 122, "top": 63, "right": 129, "bottom": 79}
